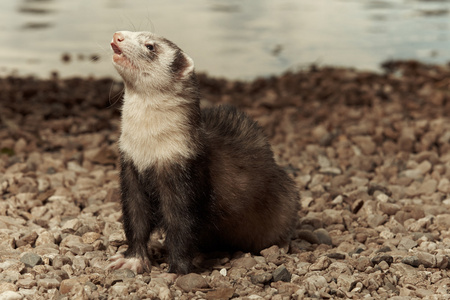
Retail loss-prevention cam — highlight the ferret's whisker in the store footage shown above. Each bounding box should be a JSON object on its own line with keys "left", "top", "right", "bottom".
{"left": 107, "top": 81, "right": 124, "bottom": 108}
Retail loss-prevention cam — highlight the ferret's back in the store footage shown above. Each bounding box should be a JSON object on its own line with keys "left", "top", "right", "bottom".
{"left": 201, "top": 105, "right": 298, "bottom": 252}
{"left": 201, "top": 105, "right": 271, "bottom": 157}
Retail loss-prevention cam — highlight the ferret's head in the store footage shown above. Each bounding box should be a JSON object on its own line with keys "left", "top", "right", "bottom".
{"left": 111, "top": 31, "right": 196, "bottom": 95}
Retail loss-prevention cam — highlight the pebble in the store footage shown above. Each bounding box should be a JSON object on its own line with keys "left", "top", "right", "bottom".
{"left": 0, "top": 291, "right": 23, "bottom": 300}
{"left": 303, "top": 275, "right": 327, "bottom": 292}
{"left": 204, "top": 287, "right": 235, "bottom": 300}
{"left": 322, "top": 209, "right": 343, "bottom": 225}
{"left": 107, "top": 269, "right": 135, "bottom": 286}
{"left": 231, "top": 257, "right": 257, "bottom": 269}
{"left": 260, "top": 245, "right": 281, "bottom": 263}
{"left": 309, "top": 256, "right": 331, "bottom": 271}
{"left": 402, "top": 256, "right": 420, "bottom": 267}
{"left": 61, "top": 218, "right": 82, "bottom": 233}
{"left": 15, "top": 231, "right": 38, "bottom": 247}
{"left": 52, "top": 255, "right": 72, "bottom": 269}
{"left": 16, "top": 278, "right": 36, "bottom": 289}
{"left": 19, "top": 253, "right": 43, "bottom": 268}
{"left": 0, "top": 282, "right": 17, "bottom": 294}
{"left": 397, "top": 237, "right": 418, "bottom": 251}
{"left": 272, "top": 265, "right": 291, "bottom": 282}
{"left": 82, "top": 232, "right": 101, "bottom": 244}
{"left": 108, "top": 231, "right": 126, "bottom": 246}
{"left": 371, "top": 255, "right": 393, "bottom": 266}
{"left": 250, "top": 272, "right": 273, "bottom": 285}
{"left": 353, "top": 256, "right": 370, "bottom": 272}
{"left": 37, "top": 278, "right": 60, "bottom": 289}
{"left": 176, "top": 273, "right": 209, "bottom": 292}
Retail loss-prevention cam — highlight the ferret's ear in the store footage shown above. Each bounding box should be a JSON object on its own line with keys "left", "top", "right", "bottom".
{"left": 172, "top": 51, "right": 195, "bottom": 79}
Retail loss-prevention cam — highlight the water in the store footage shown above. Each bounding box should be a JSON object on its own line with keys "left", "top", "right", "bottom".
{"left": 1, "top": 0, "right": 450, "bottom": 80}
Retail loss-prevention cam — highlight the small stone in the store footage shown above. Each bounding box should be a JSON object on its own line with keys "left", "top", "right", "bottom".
{"left": 331, "top": 195, "right": 343, "bottom": 205}
{"left": 91, "top": 147, "right": 117, "bottom": 165}
{"left": 176, "top": 273, "right": 209, "bottom": 292}
{"left": 378, "top": 202, "right": 401, "bottom": 216}
{"left": 231, "top": 257, "right": 257, "bottom": 269}
{"left": 60, "top": 234, "right": 83, "bottom": 247}
{"left": 20, "top": 253, "right": 43, "bottom": 268}
{"left": 205, "top": 287, "right": 235, "bottom": 300}
{"left": 82, "top": 232, "right": 101, "bottom": 244}
{"left": 319, "top": 167, "right": 342, "bottom": 175}
{"left": 67, "top": 161, "right": 88, "bottom": 173}
{"left": 260, "top": 245, "right": 281, "bottom": 263}
{"left": 326, "top": 253, "right": 346, "bottom": 260}
{"left": 402, "top": 256, "right": 420, "bottom": 267}
{"left": 108, "top": 268, "right": 135, "bottom": 286}
{"left": 322, "top": 209, "right": 343, "bottom": 225}
{"left": 352, "top": 136, "right": 376, "bottom": 155}
{"left": 434, "top": 214, "right": 450, "bottom": 229}
{"left": 72, "top": 256, "right": 87, "bottom": 271}
{"left": 351, "top": 199, "right": 364, "bottom": 214}
{"left": 0, "top": 282, "right": 17, "bottom": 293}
{"left": 367, "top": 214, "right": 387, "bottom": 228}
{"left": 60, "top": 278, "right": 82, "bottom": 294}
{"left": 397, "top": 237, "right": 418, "bottom": 251}
{"left": 0, "top": 232, "right": 15, "bottom": 250}
{"left": 35, "top": 231, "right": 55, "bottom": 246}
{"left": 371, "top": 255, "right": 393, "bottom": 266}
{"left": 354, "top": 257, "right": 371, "bottom": 272}
{"left": 416, "top": 251, "right": 436, "bottom": 268}
{"left": 108, "top": 231, "right": 126, "bottom": 246}
{"left": 378, "top": 260, "right": 389, "bottom": 270}
{"left": 15, "top": 231, "right": 38, "bottom": 247}
{"left": 37, "top": 278, "right": 60, "bottom": 289}
{"left": 68, "top": 242, "right": 94, "bottom": 255}
{"left": 416, "top": 160, "right": 432, "bottom": 174}
{"left": 313, "top": 228, "right": 332, "bottom": 245}
{"left": 309, "top": 256, "right": 331, "bottom": 271}
{"left": 327, "top": 261, "right": 353, "bottom": 277}
{"left": 417, "top": 179, "right": 438, "bottom": 195}
{"left": 53, "top": 255, "right": 72, "bottom": 269}
{"left": 317, "top": 155, "right": 331, "bottom": 168}
{"left": 0, "top": 291, "right": 22, "bottom": 300}
{"left": 0, "top": 260, "right": 25, "bottom": 273}
{"left": 110, "top": 283, "right": 129, "bottom": 297}
{"left": 272, "top": 265, "right": 291, "bottom": 282}
{"left": 61, "top": 218, "right": 82, "bottom": 233}
{"left": 250, "top": 272, "right": 273, "bottom": 285}
{"left": 376, "top": 246, "right": 391, "bottom": 253}
{"left": 303, "top": 275, "right": 327, "bottom": 292}
{"left": 85, "top": 281, "right": 97, "bottom": 291}
{"left": 438, "top": 178, "right": 450, "bottom": 193}
{"left": 16, "top": 278, "right": 36, "bottom": 289}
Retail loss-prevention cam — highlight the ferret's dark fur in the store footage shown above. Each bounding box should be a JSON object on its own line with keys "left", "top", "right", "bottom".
{"left": 109, "top": 31, "right": 299, "bottom": 274}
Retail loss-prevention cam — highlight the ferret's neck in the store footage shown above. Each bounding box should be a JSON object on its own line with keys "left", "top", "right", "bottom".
{"left": 119, "top": 90, "right": 202, "bottom": 172}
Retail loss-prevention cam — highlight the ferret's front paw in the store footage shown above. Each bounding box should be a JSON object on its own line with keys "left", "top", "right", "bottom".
{"left": 108, "top": 253, "right": 151, "bottom": 274}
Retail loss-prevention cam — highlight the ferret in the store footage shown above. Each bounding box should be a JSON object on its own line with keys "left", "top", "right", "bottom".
{"left": 108, "top": 31, "right": 299, "bottom": 274}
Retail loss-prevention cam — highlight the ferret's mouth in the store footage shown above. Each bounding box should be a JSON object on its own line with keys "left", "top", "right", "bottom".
{"left": 111, "top": 39, "right": 135, "bottom": 70}
{"left": 111, "top": 43, "right": 122, "bottom": 56}
{"left": 111, "top": 42, "right": 130, "bottom": 68}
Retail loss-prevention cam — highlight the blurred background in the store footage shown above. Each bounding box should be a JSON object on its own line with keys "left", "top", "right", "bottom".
{"left": 1, "top": 0, "right": 450, "bottom": 80}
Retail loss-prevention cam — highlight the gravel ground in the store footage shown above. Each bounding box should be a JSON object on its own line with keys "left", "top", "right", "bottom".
{"left": 2, "top": 61, "right": 450, "bottom": 299}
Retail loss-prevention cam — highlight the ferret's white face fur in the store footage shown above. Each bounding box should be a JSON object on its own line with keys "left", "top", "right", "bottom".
{"left": 111, "top": 31, "right": 199, "bottom": 172}
{"left": 111, "top": 31, "right": 194, "bottom": 96}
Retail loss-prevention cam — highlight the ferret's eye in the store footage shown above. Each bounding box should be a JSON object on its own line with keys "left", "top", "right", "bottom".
{"left": 146, "top": 44, "right": 155, "bottom": 51}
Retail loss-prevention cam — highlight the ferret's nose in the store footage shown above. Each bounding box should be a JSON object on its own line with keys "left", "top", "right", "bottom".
{"left": 113, "top": 32, "right": 125, "bottom": 44}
